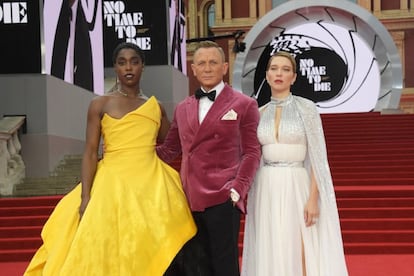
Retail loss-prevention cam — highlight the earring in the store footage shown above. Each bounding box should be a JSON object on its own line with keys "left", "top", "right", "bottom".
{"left": 115, "top": 77, "right": 121, "bottom": 92}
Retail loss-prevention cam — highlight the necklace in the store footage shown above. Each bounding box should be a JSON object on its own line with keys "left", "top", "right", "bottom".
{"left": 270, "top": 93, "right": 293, "bottom": 107}
{"left": 117, "top": 90, "right": 143, "bottom": 98}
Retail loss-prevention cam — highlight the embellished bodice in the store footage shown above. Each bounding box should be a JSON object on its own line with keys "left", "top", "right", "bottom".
{"left": 257, "top": 94, "right": 307, "bottom": 163}
{"left": 258, "top": 94, "right": 306, "bottom": 146}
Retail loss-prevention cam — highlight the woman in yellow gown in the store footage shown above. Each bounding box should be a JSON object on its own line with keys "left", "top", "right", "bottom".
{"left": 24, "top": 42, "right": 196, "bottom": 276}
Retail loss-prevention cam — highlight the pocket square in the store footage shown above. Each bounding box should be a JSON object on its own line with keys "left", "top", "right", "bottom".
{"left": 221, "top": 109, "right": 238, "bottom": 120}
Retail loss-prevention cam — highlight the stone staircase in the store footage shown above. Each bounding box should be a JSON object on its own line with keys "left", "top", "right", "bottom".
{"left": 13, "top": 155, "right": 82, "bottom": 197}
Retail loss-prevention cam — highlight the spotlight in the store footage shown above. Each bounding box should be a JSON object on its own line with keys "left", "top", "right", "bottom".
{"left": 233, "top": 40, "right": 246, "bottom": 53}
{"left": 233, "top": 30, "right": 245, "bottom": 39}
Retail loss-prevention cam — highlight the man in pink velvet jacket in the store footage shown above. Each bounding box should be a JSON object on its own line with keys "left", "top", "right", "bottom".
{"left": 157, "top": 41, "right": 261, "bottom": 276}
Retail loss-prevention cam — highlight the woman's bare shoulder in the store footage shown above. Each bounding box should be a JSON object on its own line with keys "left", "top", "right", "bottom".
{"left": 87, "top": 94, "right": 116, "bottom": 115}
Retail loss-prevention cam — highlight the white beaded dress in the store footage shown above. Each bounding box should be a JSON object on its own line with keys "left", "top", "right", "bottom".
{"left": 241, "top": 94, "right": 348, "bottom": 276}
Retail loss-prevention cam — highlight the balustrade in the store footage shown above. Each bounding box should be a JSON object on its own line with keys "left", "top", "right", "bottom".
{"left": 0, "top": 116, "right": 26, "bottom": 196}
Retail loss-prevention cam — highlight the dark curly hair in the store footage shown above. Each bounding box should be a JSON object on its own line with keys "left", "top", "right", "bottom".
{"left": 112, "top": 42, "right": 145, "bottom": 65}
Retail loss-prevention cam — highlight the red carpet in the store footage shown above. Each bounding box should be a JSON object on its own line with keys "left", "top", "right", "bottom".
{"left": 2, "top": 255, "right": 414, "bottom": 276}
{"left": 322, "top": 112, "right": 414, "bottom": 256}
{"left": 1, "top": 112, "right": 414, "bottom": 274}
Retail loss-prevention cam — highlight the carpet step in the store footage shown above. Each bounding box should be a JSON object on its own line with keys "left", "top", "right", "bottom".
{"left": 339, "top": 207, "right": 414, "bottom": 219}
{"left": 332, "top": 171, "right": 414, "bottom": 179}
{"left": 324, "top": 123, "right": 414, "bottom": 130}
{"left": 330, "top": 165, "right": 414, "bottom": 173}
{"left": 323, "top": 118, "right": 414, "bottom": 125}
{"left": 324, "top": 113, "right": 414, "bottom": 119}
{"left": 334, "top": 178, "right": 414, "bottom": 186}
{"left": 0, "top": 226, "right": 42, "bottom": 238}
{"left": 326, "top": 128, "right": 414, "bottom": 135}
{"left": 340, "top": 218, "right": 414, "bottom": 230}
{"left": 0, "top": 249, "right": 35, "bottom": 262}
{"left": 326, "top": 140, "right": 414, "bottom": 150}
{"left": 335, "top": 186, "right": 414, "bottom": 198}
{"left": 330, "top": 150, "right": 414, "bottom": 157}
{"left": 322, "top": 112, "right": 413, "bottom": 119}
{"left": 323, "top": 114, "right": 414, "bottom": 121}
{"left": 0, "top": 215, "right": 49, "bottom": 227}
{"left": 0, "top": 196, "right": 62, "bottom": 208}
{"left": 326, "top": 143, "right": 414, "bottom": 150}
{"left": 326, "top": 132, "right": 414, "bottom": 139}
{"left": 324, "top": 126, "right": 414, "bottom": 133}
{"left": 325, "top": 118, "right": 414, "bottom": 123}
{"left": 330, "top": 159, "right": 414, "bottom": 167}
{"left": 324, "top": 114, "right": 414, "bottom": 120}
{"left": 326, "top": 138, "right": 414, "bottom": 145}
{"left": 342, "top": 230, "right": 414, "bottom": 243}
{"left": 0, "top": 206, "right": 54, "bottom": 217}
{"left": 328, "top": 152, "right": 414, "bottom": 161}
{"left": 343, "top": 242, "right": 414, "bottom": 254}
{"left": 0, "top": 237, "right": 41, "bottom": 251}
{"left": 337, "top": 197, "right": 414, "bottom": 208}
{"left": 325, "top": 134, "right": 414, "bottom": 141}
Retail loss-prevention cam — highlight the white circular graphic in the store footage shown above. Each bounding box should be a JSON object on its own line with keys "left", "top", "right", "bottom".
{"left": 233, "top": 0, "right": 402, "bottom": 113}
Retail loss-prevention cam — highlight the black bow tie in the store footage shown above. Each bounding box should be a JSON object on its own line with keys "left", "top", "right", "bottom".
{"left": 195, "top": 89, "right": 216, "bottom": 101}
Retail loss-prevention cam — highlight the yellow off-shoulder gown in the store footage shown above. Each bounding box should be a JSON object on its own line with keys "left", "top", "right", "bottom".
{"left": 24, "top": 96, "right": 196, "bottom": 276}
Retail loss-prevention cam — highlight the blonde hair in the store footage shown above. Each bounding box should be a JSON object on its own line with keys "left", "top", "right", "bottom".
{"left": 266, "top": 51, "right": 297, "bottom": 72}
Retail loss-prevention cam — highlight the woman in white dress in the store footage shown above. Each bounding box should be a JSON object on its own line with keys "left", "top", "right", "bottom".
{"left": 241, "top": 51, "right": 348, "bottom": 276}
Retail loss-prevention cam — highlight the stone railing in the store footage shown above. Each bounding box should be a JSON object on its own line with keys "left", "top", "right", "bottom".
{"left": 0, "top": 116, "right": 26, "bottom": 196}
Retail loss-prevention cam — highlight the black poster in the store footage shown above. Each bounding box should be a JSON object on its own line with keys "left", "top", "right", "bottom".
{"left": 0, "top": 1, "right": 41, "bottom": 74}
{"left": 103, "top": 0, "right": 168, "bottom": 67}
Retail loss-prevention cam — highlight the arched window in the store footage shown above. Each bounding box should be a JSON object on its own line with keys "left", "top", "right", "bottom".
{"left": 272, "top": 0, "right": 286, "bottom": 8}
{"left": 207, "top": 3, "right": 215, "bottom": 37}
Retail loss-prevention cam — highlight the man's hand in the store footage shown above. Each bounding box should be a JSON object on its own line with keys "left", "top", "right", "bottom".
{"left": 230, "top": 188, "right": 240, "bottom": 206}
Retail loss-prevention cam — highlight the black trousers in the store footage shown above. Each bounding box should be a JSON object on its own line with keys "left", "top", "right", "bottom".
{"left": 165, "top": 200, "right": 241, "bottom": 276}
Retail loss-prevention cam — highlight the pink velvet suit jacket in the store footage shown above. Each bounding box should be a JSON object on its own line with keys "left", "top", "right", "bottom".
{"left": 157, "top": 85, "right": 261, "bottom": 213}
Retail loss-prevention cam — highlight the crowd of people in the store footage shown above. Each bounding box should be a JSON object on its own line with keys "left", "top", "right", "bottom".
{"left": 24, "top": 40, "right": 348, "bottom": 275}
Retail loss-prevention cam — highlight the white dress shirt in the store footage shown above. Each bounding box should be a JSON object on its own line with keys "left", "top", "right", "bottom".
{"left": 198, "top": 81, "right": 224, "bottom": 123}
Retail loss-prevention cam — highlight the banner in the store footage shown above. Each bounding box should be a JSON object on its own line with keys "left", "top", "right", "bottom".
{"left": 43, "top": 0, "right": 104, "bottom": 94}
{"left": 0, "top": 1, "right": 41, "bottom": 74}
{"left": 169, "top": 0, "right": 186, "bottom": 74}
{"left": 103, "top": 0, "right": 169, "bottom": 67}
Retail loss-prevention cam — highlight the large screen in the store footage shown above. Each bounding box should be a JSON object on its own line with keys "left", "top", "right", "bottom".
{"left": 103, "top": 0, "right": 169, "bottom": 68}
{"left": 168, "top": 0, "right": 186, "bottom": 74}
{"left": 0, "top": 1, "right": 41, "bottom": 74}
{"left": 43, "top": 0, "right": 104, "bottom": 94}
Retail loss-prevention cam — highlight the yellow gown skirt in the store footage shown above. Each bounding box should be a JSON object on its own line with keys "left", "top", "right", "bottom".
{"left": 24, "top": 96, "right": 196, "bottom": 275}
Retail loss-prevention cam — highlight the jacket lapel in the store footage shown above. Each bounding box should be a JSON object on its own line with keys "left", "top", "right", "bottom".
{"left": 184, "top": 96, "right": 200, "bottom": 135}
{"left": 198, "top": 86, "right": 233, "bottom": 134}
